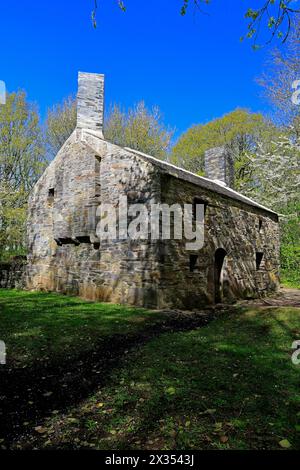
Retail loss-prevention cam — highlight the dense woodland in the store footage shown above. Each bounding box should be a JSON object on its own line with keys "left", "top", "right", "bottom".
{"left": 0, "top": 21, "right": 299, "bottom": 287}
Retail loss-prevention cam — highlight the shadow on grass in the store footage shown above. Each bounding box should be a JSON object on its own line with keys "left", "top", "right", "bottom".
{"left": 33, "top": 306, "right": 300, "bottom": 451}
{"left": 104, "top": 307, "right": 300, "bottom": 450}
{"left": 0, "top": 289, "right": 215, "bottom": 448}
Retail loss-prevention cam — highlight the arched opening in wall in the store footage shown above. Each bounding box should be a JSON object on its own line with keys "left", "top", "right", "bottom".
{"left": 214, "top": 248, "right": 227, "bottom": 303}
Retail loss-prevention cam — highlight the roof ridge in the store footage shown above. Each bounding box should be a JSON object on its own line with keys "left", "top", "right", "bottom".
{"left": 79, "top": 129, "right": 277, "bottom": 217}
{"left": 124, "top": 146, "right": 278, "bottom": 216}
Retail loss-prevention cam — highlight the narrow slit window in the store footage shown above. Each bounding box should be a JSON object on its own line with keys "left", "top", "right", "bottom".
{"left": 95, "top": 155, "right": 101, "bottom": 198}
{"left": 189, "top": 254, "right": 199, "bottom": 273}
{"left": 159, "top": 244, "right": 166, "bottom": 264}
{"left": 48, "top": 188, "right": 55, "bottom": 205}
{"left": 259, "top": 219, "right": 263, "bottom": 232}
{"left": 256, "top": 252, "right": 264, "bottom": 270}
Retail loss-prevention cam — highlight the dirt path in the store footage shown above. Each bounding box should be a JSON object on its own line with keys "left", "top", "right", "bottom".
{"left": 238, "top": 287, "right": 300, "bottom": 308}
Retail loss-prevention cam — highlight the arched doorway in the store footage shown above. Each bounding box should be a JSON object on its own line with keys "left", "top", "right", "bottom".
{"left": 214, "top": 248, "right": 227, "bottom": 303}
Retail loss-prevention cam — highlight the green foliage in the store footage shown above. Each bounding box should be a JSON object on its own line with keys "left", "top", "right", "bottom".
{"left": 0, "top": 289, "right": 163, "bottom": 367}
{"left": 0, "top": 92, "right": 45, "bottom": 259}
{"left": 91, "top": 1, "right": 299, "bottom": 45}
{"left": 240, "top": 135, "right": 300, "bottom": 209}
{"left": 4, "top": 290, "right": 300, "bottom": 449}
{"left": 256, "top": 24, "right": 300, "bottom": 283}
{"left": 242, "top": 1, "right": 300, "bottom": 45}
{"left": 171, "top": 109, "right": 299, "bottom": 283}
{"left": 280, "top": 202, "right": 300, "bottom": 288}
{"left": 45, "top": 96, "right": 76, "bottom": 158}
{"left": 45, "top": 97, "right": 173, "bottom": 160}
{"left": 180, "top": 0, "right": 210, "bottom": 16}
{"left": 0, "top": 92, "right": 44, "bottom": 192}
{"left": 171, "top": 109, "right": 271, "bottom": 186}
{"left": 0, "top": 185, "right": 28, "bottom": 259}
{"left": 104, "top": 102, "right": 174, "bottom": 159}
{"left": 239, "top": 133, "right": 300, "bottom": 285}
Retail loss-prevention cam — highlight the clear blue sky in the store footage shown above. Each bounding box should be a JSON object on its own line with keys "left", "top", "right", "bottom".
{"left": 0, "top": 0, "right": 282, "bottom": 136}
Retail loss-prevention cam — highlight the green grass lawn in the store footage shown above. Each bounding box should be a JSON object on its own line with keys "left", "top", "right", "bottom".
{"left": 1, "top": 289, "right": 300, "bottom": 450}
{"left": 0, "top": 289, "right": 163, "bottom": 368}
{"left": 281, "top": 275, "right": 300, "bottom": 290}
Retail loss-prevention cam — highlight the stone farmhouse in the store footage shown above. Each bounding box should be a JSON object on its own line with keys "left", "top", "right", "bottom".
{"left": 26, "top": 72, "right": 280, "bottom": 309}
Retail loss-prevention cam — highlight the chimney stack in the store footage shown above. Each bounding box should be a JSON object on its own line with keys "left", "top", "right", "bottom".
{"left": 77, "top": 72, "right": 104, "bottom": 135}
{"left": 204, "top": 146, "right": 234, "bottom": 189}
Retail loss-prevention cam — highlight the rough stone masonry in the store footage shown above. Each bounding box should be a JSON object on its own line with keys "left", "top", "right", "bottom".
{"left": 26, "top": 72, "right": 280, "bottom": 309}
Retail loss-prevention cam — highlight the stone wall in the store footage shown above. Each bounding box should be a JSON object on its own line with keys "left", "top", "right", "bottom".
{"left": 26, "top": 71, "right": 280, "bottom": 309}
{"left": 26, "top": 133, "right": 280, "bottom": 309}
{"left": 27, "top": 133, "right": 162, "bottom": 308}
{"left": 0, "top": 257, "right": 27, "bottom": 289}
{"left": 157, "top": 173, "right": 280, "bottom": 309}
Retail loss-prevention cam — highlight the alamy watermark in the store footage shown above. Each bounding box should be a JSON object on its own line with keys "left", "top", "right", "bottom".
{"left": 292, "top": 80, "right": 300, "bottom": 105}
{"left": 0, "top": 80, "right": 6, "bottom": 105}
{"left": 55, "top": 197, "right": 205, "bottom": 250}
{"left": 291, "top": 340, "right": 300, "bottom": 365}
{"left": 95, "top": 197, "right": 204, "bottom": 250}
{"left": 0, "top": 340, "right": 6, "bottom": 365}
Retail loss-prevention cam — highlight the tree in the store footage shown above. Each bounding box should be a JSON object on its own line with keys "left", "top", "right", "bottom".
{"left": 45, "top": 96, "right": 76, "bottom": 158}
{"left": 104, "top": 102, "right": 173, "bottom": 159}
{"left": 243, "top": 1, "right": 300, "bottom": 46}
{"left": 0, "top": 92, "right": 45, "bottom": 258}
{"left": 240, "top": 131, "right": 300, "bottom": 285}
{"left": 170, "top": 109, "right": 274, "bottom": 188}
{"left": 259, "top": 19, "right": 300, "bottom": 125}
{"left": 0, "top": 92, "right": 44, "bottom": 192}
{"left": 45, "top": 98, "right": 173, "bottom": 160}
{"left": 91, "top": 0, "right": 300, "bottom": 45}
{"left": 240, "top": 133, "right": 300, "bottom": 211}
{"left": 0, "top": 183, "right": 28, "bottom": 259}
{"left": 280, "top": 203, "right": 300, "bottom": 285}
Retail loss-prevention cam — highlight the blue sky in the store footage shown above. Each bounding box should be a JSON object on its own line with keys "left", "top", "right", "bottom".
{"left": 0, "top": 0, "right": 284, "bottom": 136}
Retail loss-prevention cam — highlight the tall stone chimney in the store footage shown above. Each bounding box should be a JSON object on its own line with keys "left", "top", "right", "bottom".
{"left": 77, "top": 72, "right": 104, "bottom": 135}
{"left": 204, "top": 146, "right": 234, "bottom": 188}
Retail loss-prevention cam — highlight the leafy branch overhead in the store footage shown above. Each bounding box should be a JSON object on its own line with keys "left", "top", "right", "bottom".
{"left": 91, "top": 0, "right": 300, "bottom": 45}
{"left": 92, "top": 0, "right": 126, "bottom": 28}
{"left": 244, "top": 0, "right": 300, "bottom": 47}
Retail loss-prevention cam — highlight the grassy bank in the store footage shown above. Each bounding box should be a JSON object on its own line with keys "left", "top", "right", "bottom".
{"left": 1, "top": 290, "right": 299, "bottom": 450}
{"left": 281, "top": 270, "right": 300, "bottom": 290}
{"left": 0, "top": 289, "right": 164, "bottom": 368}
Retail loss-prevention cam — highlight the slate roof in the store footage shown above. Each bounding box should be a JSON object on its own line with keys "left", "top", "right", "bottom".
{"left": 124, "top": 147, "right": 278, "bottom": 218}
{"left": 80, "top": 128, "right": 278, "bottom": 218}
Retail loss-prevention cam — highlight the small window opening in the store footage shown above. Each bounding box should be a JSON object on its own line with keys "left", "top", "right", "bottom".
{"left": 189, "top": 254, "right": 199, "bottom": 273}
{"left": 95, "top": 155, "right": 101, "bottom": 198}
{"left": 93, "top": 242, "right": 100, "bottom": 250}
{"left": 158, "top": 244, "right": 166, "bottom": 264}
{"left": 48, "top": 188, "right": 55, "bottom": 205}
{"left": 193, "top": 198, "right": 208, "bottom": 220}
{"left": 259, "top": 219, "right": 263, "bottom": 232}
{"left": 256, "top": 252, "right": 264, "bottom": 270}
{"left": 76, "top": 236, "right": 91, "bottom": 244}
{"left": 56, "top": 238, "right": 79, "bottom": 246}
